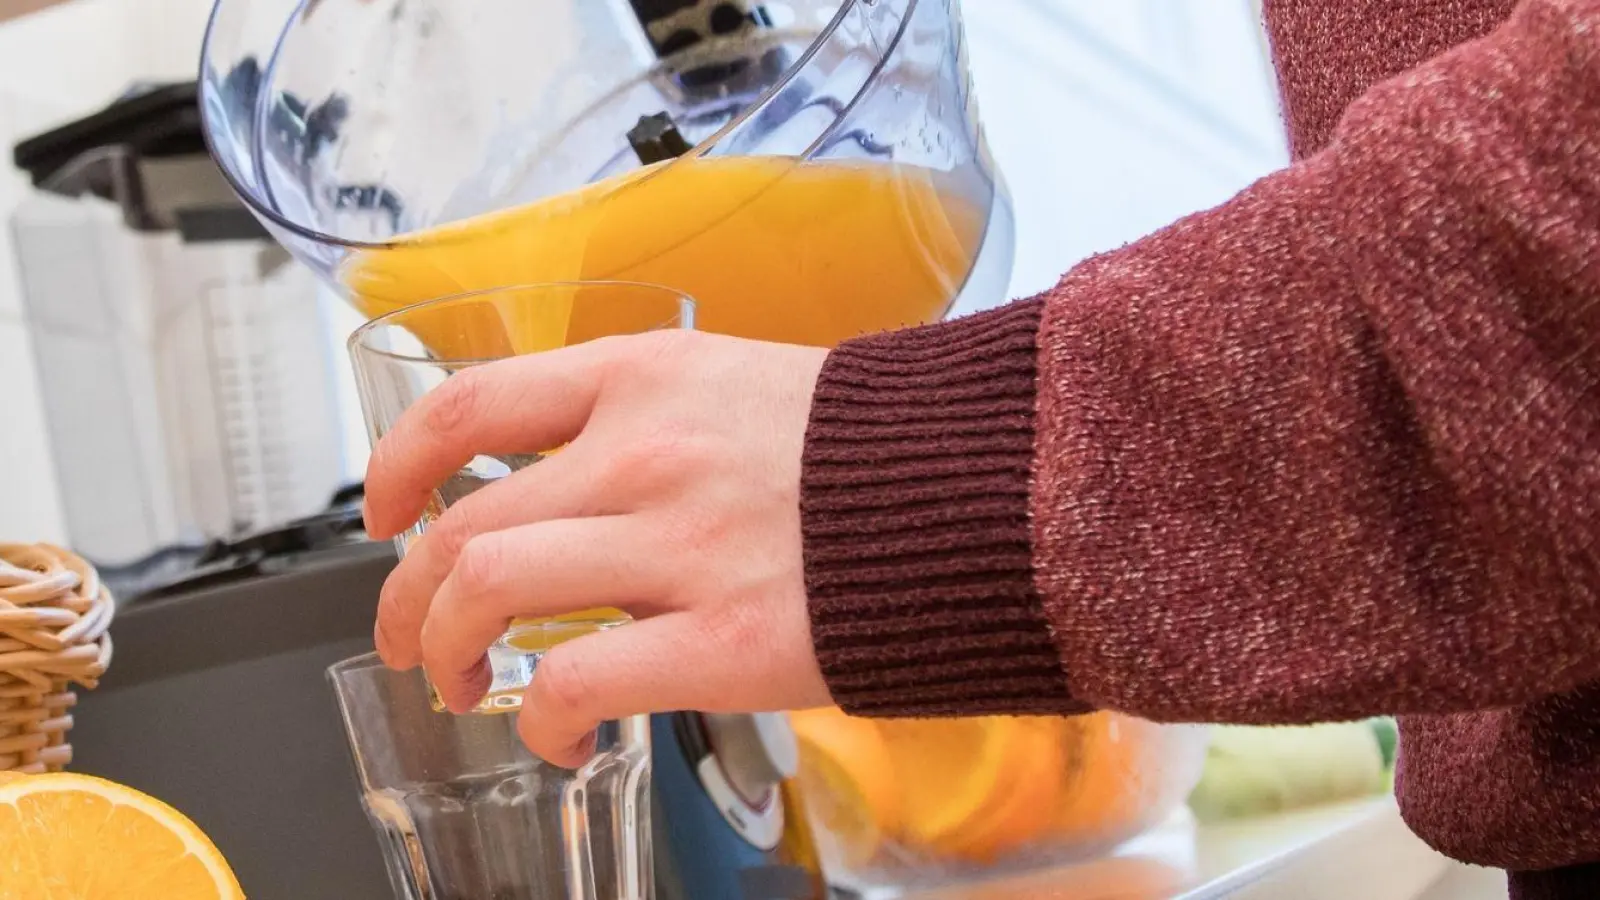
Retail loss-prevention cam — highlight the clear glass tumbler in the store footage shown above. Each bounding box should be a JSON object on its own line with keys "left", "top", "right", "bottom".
{"left": 347, "top": 281, "right": 694, "bottom": 714}
{"left": 329, "top": 653, "right": 653, "bottom": 900}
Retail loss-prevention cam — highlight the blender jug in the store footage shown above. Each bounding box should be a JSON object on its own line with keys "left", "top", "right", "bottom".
{"left": 196, "top": 0, "right": 1015, "bottom": 343}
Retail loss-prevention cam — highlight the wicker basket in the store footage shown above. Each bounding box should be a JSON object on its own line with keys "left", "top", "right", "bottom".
{"left": 0, "top": 543, "right": 114, "bottom": 773}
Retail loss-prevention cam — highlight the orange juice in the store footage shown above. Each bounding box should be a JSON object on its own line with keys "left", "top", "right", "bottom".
{"left": 342, "top": 155, "right": 987, "bottom": 351}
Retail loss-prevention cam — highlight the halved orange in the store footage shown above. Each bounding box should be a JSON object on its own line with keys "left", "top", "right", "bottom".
{"left": 0, "top": 772, "right": 244, "bottom": 899}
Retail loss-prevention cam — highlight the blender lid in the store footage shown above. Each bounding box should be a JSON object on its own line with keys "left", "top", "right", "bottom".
{"left": 12, "top": 81, "right": 267, "bottom": 241}
{"left": 625, "top": 0, "right": 786, "bottom": 90}
{"left": 625, "top": 0, "right": 776, "bottom": 57}
{"left": 13, "top": 82, "right": 203, "bottom": 187}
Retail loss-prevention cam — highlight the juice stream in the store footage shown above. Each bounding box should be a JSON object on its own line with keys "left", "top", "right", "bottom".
{"left": 353, "top": 156, "right": 986, "bottom": 663}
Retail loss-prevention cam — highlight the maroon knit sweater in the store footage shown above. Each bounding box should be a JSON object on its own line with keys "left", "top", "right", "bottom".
{"left": 801, "top": 0, "right": 1600, "bottom": 896}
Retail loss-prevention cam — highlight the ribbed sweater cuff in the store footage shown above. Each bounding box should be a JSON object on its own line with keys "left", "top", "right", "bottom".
{"left": 800, "top": 299, "right": 1083, "bottom": 718}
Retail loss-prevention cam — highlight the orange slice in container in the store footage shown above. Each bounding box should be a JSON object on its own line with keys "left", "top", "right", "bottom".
{"left": 943, "top": 717, "right": 1067, "bottom": 862}
{"left": 790, "top": 708, "right": 899, "bottom": 865}
{"left": 0, "top": 772, "right": 244, "bottom": 899}
{"left": 876, "top": 716, "right": 1023, "bottom": 851}
{"left": 1051, "top": 712, "right": 1147, "bottom": 843}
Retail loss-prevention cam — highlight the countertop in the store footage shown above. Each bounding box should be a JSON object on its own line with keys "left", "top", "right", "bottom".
{"left": 907, "top": 797, "right": 1452, "bottom": 900}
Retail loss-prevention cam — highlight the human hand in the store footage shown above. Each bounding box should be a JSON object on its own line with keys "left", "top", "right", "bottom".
{"left": 362, "top": 329, "right": 834, "bottom": 767}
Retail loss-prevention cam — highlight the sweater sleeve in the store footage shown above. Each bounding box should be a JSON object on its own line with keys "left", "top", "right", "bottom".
{"left": 801, "top": 0, "right": 1600, "bottom": 724}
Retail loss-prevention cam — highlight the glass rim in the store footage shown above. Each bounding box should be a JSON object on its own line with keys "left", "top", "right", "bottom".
{"left": 346, "top": 280, "right": 695, "bottom": 368}
{"left": 327, "top": 650, "right": 385, "bottom": 683}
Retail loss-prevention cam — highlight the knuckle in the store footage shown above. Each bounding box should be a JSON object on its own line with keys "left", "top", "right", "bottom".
{"left": 600, "top": 330, "right": 691, "bottom": 385}
{"left": 375, "top": 594, "right": 414, "bottom": 657}
{"left": 704, "top": 605, "right": 765, "bottom": 658}
{"left": 634, "top": 420, "right": 697, "bottom": 464}
{"left": 645, "top": 501, "right": 716, "bottom": 559}
{"left": 615, "top": 421, "right": 712, "bottom": 486}
{"left": 516, "top": 706, "right": 568, "bottom": 764}
{"left": 365, "top": 436, "right": 398, "bottom": 484}
{"left": 418, "top": 614, "right": 466, "bottom": 673}
{"left": 452, "top": 534, "right": 506, "bottom": 598}
{"left": 427, "top": 514, "right": 475, "bottom": 569}
{"left": 376, "top": 584, "right": 406, "bottom": 628}
{"left": 421, "top": 368, "right": 486, "bottom": 437}
{"left": 638, "top": 327, "right": 695, "bottom": 361}
{"left": 534, "top": 650, "right": 594, "bottom": 720}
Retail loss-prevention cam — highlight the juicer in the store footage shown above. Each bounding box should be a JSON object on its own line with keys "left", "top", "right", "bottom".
{"left": 197, "top": 1, "right": 1015, "bottom": 897}
{"left": 9, "top": 84, "right": 352, "bottom": 568}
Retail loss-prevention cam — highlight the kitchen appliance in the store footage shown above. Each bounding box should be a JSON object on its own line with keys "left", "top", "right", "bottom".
{"left": 8, "top": 85, "right": 352, "bottom": 568}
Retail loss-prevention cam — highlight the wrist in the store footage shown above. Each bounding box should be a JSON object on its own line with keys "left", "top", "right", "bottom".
{"left": 800, "top": 300, "right": 1084, "bottom": 717}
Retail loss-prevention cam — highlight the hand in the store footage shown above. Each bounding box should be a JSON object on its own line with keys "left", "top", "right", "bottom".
{"left": 362, "top": 329, "right": 834, "bottom": 767}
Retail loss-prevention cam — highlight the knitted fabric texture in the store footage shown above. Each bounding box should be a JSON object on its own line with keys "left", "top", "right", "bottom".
{"left": 802, "top": 0, "right": 1600, "bottom": 894}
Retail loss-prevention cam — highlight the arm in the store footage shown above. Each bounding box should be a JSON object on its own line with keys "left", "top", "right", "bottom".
{"left": 803, "top": 0, "right": 1600, "bottom": 724}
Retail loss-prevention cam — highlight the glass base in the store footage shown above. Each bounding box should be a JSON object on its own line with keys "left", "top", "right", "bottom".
{"left": 427, "top": 616, "right": 629, "bottom": 715}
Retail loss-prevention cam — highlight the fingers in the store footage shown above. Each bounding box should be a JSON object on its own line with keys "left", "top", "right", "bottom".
{"left": 373, "top": 445, "right": 603, "bottom": 670}
{"left": 418, "top": 517, "right": 674, "bottom": 711}
{"left": 363, "top": 342, "right": 616, "bottom": 539}
{"left": 516, "top": 617, "right": 707, "bottom": 768}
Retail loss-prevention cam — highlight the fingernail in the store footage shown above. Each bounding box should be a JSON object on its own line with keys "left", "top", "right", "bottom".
{"left": 361, "top": 500, "right": 385, "bottom": 538}
{"left": 376, "top": 622, "right": 418, "bottom": 670}
{"left": 564, "top": 731, "right": 598, "bottom": 768}
{"left": 374, "top": 621, "right": 394, "bottom": 666}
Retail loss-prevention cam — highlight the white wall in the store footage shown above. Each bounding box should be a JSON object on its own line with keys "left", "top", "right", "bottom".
{"left": 0, "top": 0, "right": 1289, "bottom": 550}
{"left": 967, "top": 0, "right": 1286, "bottom": 299}
{"left": 0, "top": 90, "right": 71, "bottom": 544}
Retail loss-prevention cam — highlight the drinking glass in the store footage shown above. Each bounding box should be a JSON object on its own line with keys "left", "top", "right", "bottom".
{"left": 329, "top": 653, "right": 653, "bottom": 900}
{"left": 348, "top": 281, "right": 694, "bottom": 714}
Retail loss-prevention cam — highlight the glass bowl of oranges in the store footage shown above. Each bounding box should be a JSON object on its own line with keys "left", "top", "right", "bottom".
{"left": 788, "top": 709, "right": 1209, "bottom": 892}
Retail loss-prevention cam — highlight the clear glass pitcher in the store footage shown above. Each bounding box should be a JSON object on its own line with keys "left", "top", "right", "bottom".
{"left": 197, "top": 0, "right": 1014, "bottom": 347}
{"left": 329, "top": 653, "right": 654, "bottom": 900}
